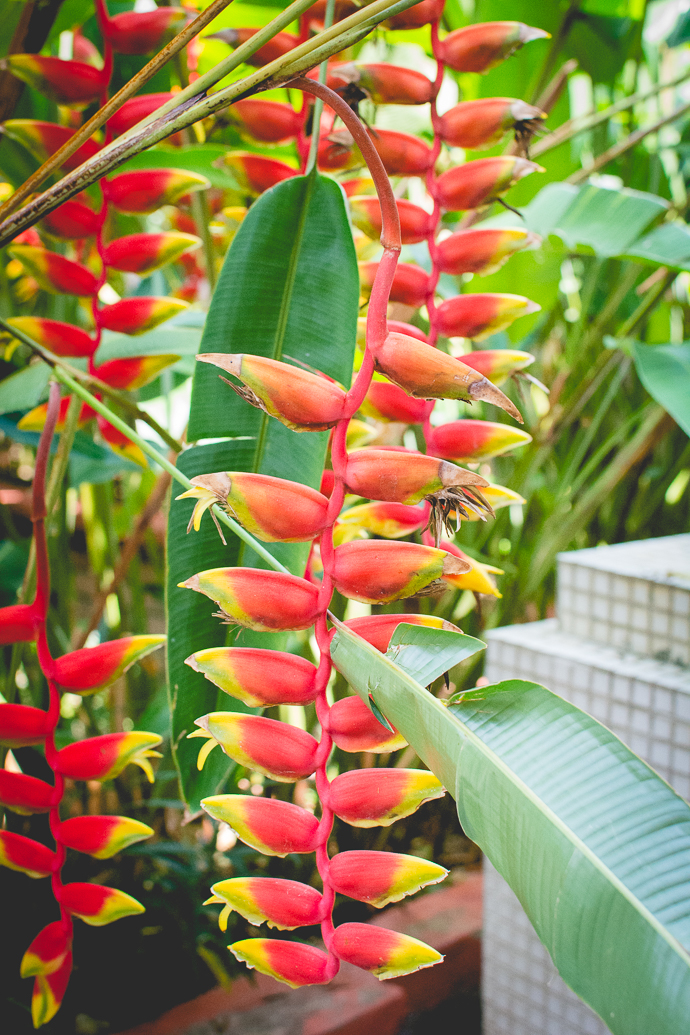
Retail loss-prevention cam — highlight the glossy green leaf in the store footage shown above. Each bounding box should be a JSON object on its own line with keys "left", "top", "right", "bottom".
{"left": 386, "top": 624, "right": 485, "bottom": 686}
{"left": 632, "top": 342, "right": 690, "bottom": 436}
{"left": 0, "top": 362, "right": 51, "bottom": 415}
{"left": 330, "top": 619, "right": 690, "bottom": 1035}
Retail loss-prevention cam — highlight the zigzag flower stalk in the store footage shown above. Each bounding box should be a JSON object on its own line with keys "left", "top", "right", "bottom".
{"left": 0, "top": 384, "right": 163, "bottom": 1026}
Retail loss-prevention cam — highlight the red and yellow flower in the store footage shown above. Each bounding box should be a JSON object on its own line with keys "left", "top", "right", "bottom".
{"left": 190, "top": 713, "right": 318, "bottom": 781}
{"left": 345, "top": 447, "right": 488, "bottom": 505}
{"left": 208, "top": 877, "right": 322, "bottom": 931}
{"left": 329, "top": 696, "right": 407, "bottom": 752}
{"left": 0, "top": 770, "right": 54, "bottom": 815}
{"left": 98, "top": 296, "right": 189, "bottom": 335}
{"left": 329, "top": 768, "right": 444, "bottom": 826}
{"left": 104, "top": 168, "right": 210, "bottom": 214}
{"left": 179, "top": 567, "right": 320, "bottom": 632}
{"left": 438, "top": 97, "right": 546, "bottom": 149}
{"left": 222, "top": 153, "right": 296, "bottom": 195}
{"left": 438, "top": 21, "right": 549, "bottom": 73}
{"left": 332, "top": 923, "right": 443, "bottom": 979}
{"left": 229, "top": 938, "right": 329, "bottom": 988}
{"left": 0, "top": 830, "right": 55, "bottom": 878}
{"left": 333, "top": 540, "right": 471, "bottom": 603}
{"left": 56, "top": 731, "right": 163, "bottom": 782}
{"left": 329, "top": 851, "right": 447, "bottom": 907}
{"left": 201, "top": 795, "right": 319, "bottom": 857}
{"left": 58, "top": 816, "right": 153, "bottom": 859}
{"left": 53, "top": 635, "right": 164, "bottom": 696}
{"left": 435, "top": 227, "right": 540, "bottom": 277}
{"left": 426, "top": 419, "right": 532, "bottom": 462}
{"left": 60, "top": 883, "right": 145, "bottom": 925}
{"left": 349, "top": 196, "right": 435, "bottom": 244}
{"left": 103, "top": 232, "right": 200, "bottom": 275}
{"left": 185, "top": 647, "right": 318, "bottom": 707}
{"left": 435, "top": 294, "right": 540, "bottom": 341}
{"left": 8, "top": 245, "right": 99, "bottom": 297}
{"left": 1, "top": 120, "right": 100, "bottom": 172}
{"left": 341, "top": 613, "right": 463, "bottom": 653}
{"left": 435, "top": 156, "right": 542, "bottom": 212}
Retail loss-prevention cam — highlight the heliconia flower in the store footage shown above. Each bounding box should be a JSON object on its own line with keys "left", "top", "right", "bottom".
{"left": 329, "top": 851, "right": 447, "bottom": 907}
{"left": 192, "top": 713, "right": 318, "bottom": 782}
{"left": 368, "top": 128, "right": 434, "bottom": 177}
{"left": 0, "top": 830, "right": 55, "bottom": 878}
{"left": 435, "top": 156, "right": 543, "bottom": 212}
{"left": 58, "top": 816, "right": 153, "bottom": 859}
{"left": 229, "top": 938, "right": 329, "bottom": 988}
{"left": 18, "top": 397, "right": 96, "bottom": 433}
{"left": 98, "top": 296, "right": 189, "bottom": 335}
{"left": 56, "top": 731, "right": 163, "bottom": 782}
{"left": 332, "top": 923, "right": 443, "bottom": 979}
{"left": 177, "top": 472, "right": 329, "bottom": 543}
{"left": 435, "top": 295, "right": 540, "bottom": 342}
{"left": 341, "top": 613, "right": 463, "bottom": 653}
{"left": 349, "top": 196, "right": 435, "bottom": 244}
{"left": 104, "top": 168, "right": 210, "bottom": 214}
{"left": 107, "top": 92, "right": 175, "bottom": 135}
{"left": 103, "top": 232, "right": 200, "bottom": 275}
{"left": 460, "top": 347, "right": 535, "bottom": 383}
{"left": 0, "top": 55, "right": 109, "bottom": 105}
{"left": 103, "top": 8, "right": 187, "bottom": 54}
{"left": 0, "top": 602, "right": 38, "bottom": 644}
{"left": 388, "top": 0, "right": 445, "bottom": 28}
{"left": 360, "top": 378, "right": 430, "bottom": 424}
{"left": 53, "top": 635, "right": 165, "bottom": 696}
{"left": 186, "top": 646, "right": 317, "bottom": 707}
{"left": 438, "top": 97, "right": 546, "bottom": 151}
{"left": 31, "top": 951, "right": 72, "bottom": 1028}
{"left": 341, "top": 176, "right": 375, "bottom": 197}
{"left": 333, "top": 540, "right": 471, "bottom": 604}
{"left": 0, "top": 120, "right": 100, "bottom": 172}
{"left": 41, "top": 199, "right": 101, "bottom": 240}
{"left": 329, "top": 696, "right": 407, "bottom": 752}
{"left": 0, "top": 703, "right": 51, "bottom": 747}
{"left": 60, "top": 882, "right": 145, "bottom": 925}
{"left": 222, "top": 152, "right": 296, "bottom": 195}
{"left": 359, "top": 261, "right": 430, "bottom": 309}
{"left": 320, "top": 468, "right": 335, "bottom": 498}
{"left": 231, "top": 99, "right": 302, "bottom": 143}
{"left": 0, "top": 770, "right": 54, "bottom": 815}
{"left": 8, "top": 245, "right": 98, "bottom": 297}
{"left": 464, "top": 483, "right": 525, "bottom": 519}
{"left": 435, "top": 227, "right": 539, "bottom": 277}
{"left": 201, "top": 795, "right": 319, "bottom": 857}
{"left": 208, "top": 27, "right": 299, "bottom": 67}
{"left": 179, "top": 567, "right": 320, "bottom": 632}
{"left": 318, "top": 127, "right": 362, "bottom": 172}
{"left": 345, "top": 447, "right": 488, "bottom": 507}
{"left": 196, "top": 353, "right": 347, "bottom": 433}
{"left": 425, "top": 419, "right": 532, "bottom": 462}
{"left": 438, "top": 21, "right": 549, "bottom": 73}
{"left": 97, "top": 416, "right": 148, "bottom": 468}
{"left": 335, "top": 501, "right": 429, "bottom": 544}
{"left": 7, "top": 297, "right": 66, "bottom": 346}
{"left": 21, "top": 922, "right": 71, "bottom": 978}
{"left": 95, "top": 355, "right": 180, "bottom": 391}
{"left": 329, "top": 62, "right": 434, "bottom": 105}
{"left": 370, "top": 332, "right": 523, "bottom": 422}
{"left": 330, "top": 768, "right": 444, "bottom": 827}
{"left": 209, "top": 877, "right": 322, "bottom": 931}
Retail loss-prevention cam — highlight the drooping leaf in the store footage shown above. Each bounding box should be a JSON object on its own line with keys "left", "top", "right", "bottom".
{"left": 386, "top": 623, "right": 485, "bottom": 686}
{"left": 632, "top": 342, "right": 690, "bottom": 436}
{"left": 330, "top": 620, "right": 690, "bottom": 1035}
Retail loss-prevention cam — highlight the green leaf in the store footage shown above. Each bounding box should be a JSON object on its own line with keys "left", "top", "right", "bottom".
{"left": 622, "top": 223, "right": 690, "bottom": 271}
{"left": 0, "top": 362, "right": 50, "bottom": 415}
{"left": 330, "top": 621, "right": 690, "bottom": 1035}
{"left": 386, "top": 623, "right": 486, "bottom": 686}
{"left": 166, "top": 440, "right": 257, "bottom": 811}
{"left": 96, "top": 326, "right": 203, "bottom": 363}
{"left": 631, "top": 342, "right": 690, "bottom": 436}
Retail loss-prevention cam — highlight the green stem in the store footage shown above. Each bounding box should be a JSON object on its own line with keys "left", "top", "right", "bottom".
{"left": 305, "top": 0, "right": 337, "bottom": 175}
{"left": 0, "top": 0, "right": 422, "bottom": 244}
{"left": 51, "top": 367, "right": 290, "bottom": 575}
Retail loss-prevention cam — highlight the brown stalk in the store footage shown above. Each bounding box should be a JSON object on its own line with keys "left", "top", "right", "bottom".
{"left": 0, "top": 0, "right": 235, "bottom": 222}
{"left": 71, "top": 468, "right": 172, "bottom": 650}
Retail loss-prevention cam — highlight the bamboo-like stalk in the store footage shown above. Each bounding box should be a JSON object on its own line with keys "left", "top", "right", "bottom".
{"left": 0, "top": 0, "right": 421, "bottom": 246}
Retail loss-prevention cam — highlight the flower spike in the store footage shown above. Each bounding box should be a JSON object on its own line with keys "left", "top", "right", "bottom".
{"left": 196, "top": 354, "right": 347, "bottom": 432}
{"left": 192, "top": 713, "right": 318, "bottom": 782}
{"left": 333, "top": 924, "right": 443, "bottom": 980}
{"left": 210, "top": 877, "right": 322, "bottom": 931}
{"left": 229, "top": 939, "right": 330, "bottom": 988}
{"left": 330, "top": 768, "right": 444, "bottom": 826}
{"left": 201, "top": 795, "right": 319, "bottom": 857}
{"left": 185, "top": 647, "right": 318, "bottom": 707}
{"left": 329, "top": 852, "right": 448, "bottom": 908}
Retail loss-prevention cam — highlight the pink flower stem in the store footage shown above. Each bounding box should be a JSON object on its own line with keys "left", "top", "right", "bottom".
{"left": 294, "top": 77, "right": 401, "bottom": 977}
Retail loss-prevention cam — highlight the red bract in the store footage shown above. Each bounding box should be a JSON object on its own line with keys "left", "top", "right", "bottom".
{"left": 98, "top": 296, "right": 189, "bottom": 335}
{"left": 210, "top": 877, "right": 322, "bottom": 931}
{"left": 330, "top": 63, "right": 434, "bottom": 105}
{"left": 0, "top": 120, "right": 101, "bottom": 172}
{"left": 179, "top": 568, "right": 321, "bottom": 632}
{"left": 388, "top": 0, "right": 445, "bottom": 28}
{"left": 201, "top": 795, "right": 320, "bottom": 856}
{"left": 53, "top": 636, "right": 165, "bottom": 695}
{"left": 41, "top": 200, "right": 100, "bottom": 240}
{"left": 435, "top": 227, "right": 539, "bottom": 276}
{"left": 368, "top": 128, "right": 434, "bottom": 176}
{"left": 434, "top": 292, "right": 540, "bottom": 340}
{"left": 435, "top": 156, "right": 542, "bottom": 211}
{"left": 56, "top": 732, "right": 163, "bottom": 782}
{"left": 185, "top": 647, "right": 318, "bottom": 707}
{"left": 438, "top": 97, "right": 546, "bottom": 150}
{"left": 0, "top": 831, "right": 55, "bottom": 878}
{"left": 329, "top": 768, "right": 445, "bottom": 826}
{"left": 350, "top": 195, "right": 435, "bottom": 244}
{"left": 103, "top": 8, "right": 186, "bottom": 54}
{"left": 333, "top": 540, "right": 470, "bottom": 603}
{"left": 0, "top": 703, "right": 51, "bottom": 747}
{"left": 359, "top": 261, "right": 430, "bottom": 308}
{"left": 60, "top": 883, "right": 145, "bottom": 925}
{"left": 194, "top": 713, "right": 318, "bottom": 782}
{"left": 230, "top": 939, "right": 329, "bottom": 988}
{"left": 341, "top": 613, "right": 463, "bottom": 653}
{"left": 222, "top": 152, "right": 296, "bottom": 195}
{"left": 103, "top": 232, "right": 199, "bottom": 275}
{"left": 438, "top": 21, "right": 549, "bottom": 73}
{"left": 360, "top": 379, "right": 430, "bottom": 423}
{"left": 0, "top": 770, "right": 54, "bottom": 815}
{"left": 329, "top": 696, "right": 406, "bottom": 752}
{"left": 107, "top": 92, "right": 175, "bottom": 135}
{"left": 104, "top": 168, "right": 210, "bottom": 214}
{"left": 0, "top": 602, "right": 38, "bottom": 644}
{"left": 231, "top": 99, "right": 302, "bottom": 143}
{"left": 59, "top": 816, "right": 153, "bottom": 859}
{"left": 332, "top": 923, "right": 443, "bottom": 978}
{"left": 8, "top": 245, "right": 99, "bottom": 296}
{"left": 1, "top": 55, "right": 110, "bottom": 105}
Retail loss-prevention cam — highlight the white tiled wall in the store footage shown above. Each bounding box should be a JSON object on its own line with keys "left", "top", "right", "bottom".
{"left": 481, "top": 536, "right": 690, "bottom": 1035}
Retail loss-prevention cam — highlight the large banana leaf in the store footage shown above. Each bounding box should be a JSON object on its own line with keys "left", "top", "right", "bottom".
{"left": 167, "top": 172, "right": 359, "bottom": 805}
{"left": 632, "top": 341, "right": 690, "bottom": 436}
{"left": 330, "top": 619, "right": 690, "bottom": 1035}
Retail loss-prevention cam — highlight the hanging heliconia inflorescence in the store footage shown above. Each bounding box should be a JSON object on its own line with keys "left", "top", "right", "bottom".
{"left": 2, "top": 0, "right": 209, "bottom": 461}
{"left": 176, "top": 10, "right": 548, "bottom": 990}
{"left": 0, "top": 383, "right": 164, "bottom": 1027}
